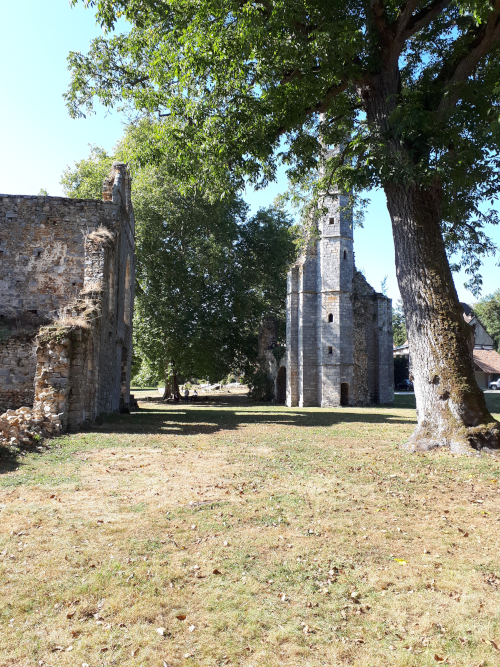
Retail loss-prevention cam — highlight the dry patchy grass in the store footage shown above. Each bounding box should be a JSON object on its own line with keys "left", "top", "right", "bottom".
{"left": 1, "top": 392, "right": 500, "bottom": 667}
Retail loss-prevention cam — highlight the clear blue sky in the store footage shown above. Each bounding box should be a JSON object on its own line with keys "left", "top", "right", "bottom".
{"left": 1, "top": 0, "right": 498, "bottom": 305}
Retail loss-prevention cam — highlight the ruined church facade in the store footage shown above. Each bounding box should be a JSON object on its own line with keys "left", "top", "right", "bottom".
{"left": 261, "top": 188, "right": 394, "bottom": 407}
{"left": 0, "top": 163, "right": 135, "bottom": 430}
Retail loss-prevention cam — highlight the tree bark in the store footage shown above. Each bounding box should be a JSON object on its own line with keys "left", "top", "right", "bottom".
{"left": 384, "top": 178, "right": 500, "bottom": 452}
{"left": 171, "top": 363, "right": 179, "bottom": 397}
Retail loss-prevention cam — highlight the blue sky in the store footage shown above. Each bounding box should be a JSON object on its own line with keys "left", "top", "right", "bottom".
{"left": 1, "top": 0, "right": 498, "bottom": 305}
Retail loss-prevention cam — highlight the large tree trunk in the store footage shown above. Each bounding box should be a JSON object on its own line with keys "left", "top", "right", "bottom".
{"left": 385, "top": 178, "right": 500, "bottom": 452}
{"left": 171, "top": 363, "right": 179, "bottom": 397}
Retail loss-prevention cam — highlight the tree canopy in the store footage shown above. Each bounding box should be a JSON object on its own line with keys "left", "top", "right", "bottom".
{"left": 62, "top": 122, "right": 297, "bottom": 385}
{"left": 68, "top": 0, "right": 500, "bottom": 292}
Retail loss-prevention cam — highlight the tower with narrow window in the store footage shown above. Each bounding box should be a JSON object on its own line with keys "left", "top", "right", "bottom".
{"left": 286, "top": 184, "right": 354, "bottom": 407}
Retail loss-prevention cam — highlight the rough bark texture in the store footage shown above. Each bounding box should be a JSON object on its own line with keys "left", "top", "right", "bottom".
{"left": 171, "top": 367, "right": 179, "bottom": 397}
{"left": 385, "top": 179, "right": 500, "bottom": 452}
{"left": 361, "top": 59, "right": 500, "bottom": 452}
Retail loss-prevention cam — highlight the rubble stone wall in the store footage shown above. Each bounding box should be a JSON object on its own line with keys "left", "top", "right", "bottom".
{"left": 352, "top": 271, "right": 394, "bottom": 405}
{"left": 0, "top": 330, "right": 38, "bottom": 411}
{"left": 0, "top": 162, "right": 135, "bottom": 443}
{"left": 0, "top": 195, "right": 119, "bottom": 321}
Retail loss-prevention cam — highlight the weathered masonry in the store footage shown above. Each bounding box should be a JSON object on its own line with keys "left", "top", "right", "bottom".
{"left": 262, "top": 184, "right": 393, "bottom": 407}
{"left": 0, "top": 163, "right": 135, "bottom": 431}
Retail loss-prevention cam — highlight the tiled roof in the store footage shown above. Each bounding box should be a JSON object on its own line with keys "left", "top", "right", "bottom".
{"left": 473, "top": 349, "right": 500, "bottom": 374}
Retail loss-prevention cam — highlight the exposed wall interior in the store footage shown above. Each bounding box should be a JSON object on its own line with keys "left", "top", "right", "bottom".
{"left": 0, "top": 162, "right": 135, "bottom": 433}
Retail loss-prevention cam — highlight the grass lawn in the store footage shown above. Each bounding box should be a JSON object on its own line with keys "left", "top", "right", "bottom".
{"left": 1, "top": 393, "right": 500, "bottom": 667}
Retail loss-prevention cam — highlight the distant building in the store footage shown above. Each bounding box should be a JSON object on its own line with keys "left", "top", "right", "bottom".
{"left": 462, "top": 303, "right": 500, "bottom": 388}
{"left": 393, "top": 303, "right": 500, "bottom": 390}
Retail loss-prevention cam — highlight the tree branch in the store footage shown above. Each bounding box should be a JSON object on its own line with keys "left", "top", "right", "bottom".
{"left": 305, "top": 80, "right": 350, "bottom": 115}
{"left": 371, "top": 0, "right": 389, "bottom": 36}
{"left": 437, "top": 0, "right": 500, "bottom": 111}
{"left": 400, "top": 0, "right": 452, "bottom": 38}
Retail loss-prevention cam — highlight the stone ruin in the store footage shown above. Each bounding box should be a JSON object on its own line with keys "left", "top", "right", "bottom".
{"left": 260, "top": 185, "right": 394, "bottom": 407}
{"left": 0, "top": 163, "right": 135, "bottom": 449}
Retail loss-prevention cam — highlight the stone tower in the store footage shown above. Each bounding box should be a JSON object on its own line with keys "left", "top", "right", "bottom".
{"left": 286, "top": 183, "right": 355, "bottom": 407}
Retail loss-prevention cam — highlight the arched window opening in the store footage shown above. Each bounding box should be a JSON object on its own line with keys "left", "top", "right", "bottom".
{"left": 124, "top": 256, "right": 131, "bottom": 325}
{"left": 328, "top": 346, "right": 333, "bottom": 355}
{"left": 343, "top": 249, "right": 347, "bottom": 260}
{"left": 328, "top": 313, "right": 333, "bottom": 323}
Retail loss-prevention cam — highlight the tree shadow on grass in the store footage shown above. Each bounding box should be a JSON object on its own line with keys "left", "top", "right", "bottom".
{"left": 0, "top": 394, "right": 417, "bottom": 476}
{"left": 91, "top": 393, "right": 417, "bottom": 439}
{"left": 0, "top": 447, "right": 21, "bottom": 475}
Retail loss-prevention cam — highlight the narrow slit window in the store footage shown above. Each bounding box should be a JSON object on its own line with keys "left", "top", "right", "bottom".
{"left": 343, "top": 249, "right": 347, "bottom": 260}
{"left": 328, "top": 346, "right": 333, "bottom": 355}
{"left": 328, "top": 313, "right": 333, "bottom": 323}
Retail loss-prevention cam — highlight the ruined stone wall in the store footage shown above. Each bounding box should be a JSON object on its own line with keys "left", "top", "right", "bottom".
{"left": 0, "top": 196, "right": 119, "bottom": 320}
{"left": 0, "top": 329, "right": 37, "bottom": 411}
{"left": 352, "top": 271, "right": 394, "bottom": 405}
{"left": 258, "top": 316, "right": 278, "bottom": 357}
{"left": 0, "top": 162, "right": 135, "bottom": 433}
{"left": 285, "top": 182, "right": 393, "bottom": 407}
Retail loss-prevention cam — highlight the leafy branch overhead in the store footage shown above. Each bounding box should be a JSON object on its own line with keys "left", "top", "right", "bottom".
{"left": 67, "top": 0, "right": 500, "bottom": 293}
{"left": 68, "top": 0, "right": 500, "bottom": 449}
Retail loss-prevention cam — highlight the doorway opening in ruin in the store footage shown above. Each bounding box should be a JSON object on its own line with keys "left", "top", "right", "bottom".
{"left": 276, "top": 367, "right": 286, "bottom": 404}
{"left": 340, "top": 383, "right": 349, "bottom": 406}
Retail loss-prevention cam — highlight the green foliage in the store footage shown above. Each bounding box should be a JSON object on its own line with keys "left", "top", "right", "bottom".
{"left": 392, "top": 300, "right": 407, "bottom": 348}
{"left": 246, "top": 368, "right": 273, "bottom": 402}
{"left": 394, "top": 356, "right": 410, "bottom": 388}
{"left": 61, "top": 145, "right": 114, "bottom": 199}
{"left": 62, "top": 122, "right": 298, "bottom": 384}
{"left": 67, "top": 0, "right": 500, "bottom": 295}
{"left": 473, "top": 289, "right": 500, "bottom": 351}
{"left": 271, "top": 345, "right": 286, "bottom": 365}
{"left": 38, "top": 188, "right": 49, "bottom": 196}
{"left": 380, "top": 276, "right": 388, "bottom": 297}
